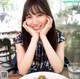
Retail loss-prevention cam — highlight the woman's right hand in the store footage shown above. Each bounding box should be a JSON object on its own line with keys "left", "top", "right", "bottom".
{"left": 23, "top": 21, "right": 39, "bottom": 38}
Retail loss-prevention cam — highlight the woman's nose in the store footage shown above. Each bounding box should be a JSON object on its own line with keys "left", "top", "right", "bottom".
{"left": 32, "top": 18, "right": 38, "bottom": 25}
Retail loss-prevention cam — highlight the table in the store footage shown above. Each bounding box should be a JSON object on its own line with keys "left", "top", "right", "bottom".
{"left": 8, "top": 68, "right": 69, "bottom": 79}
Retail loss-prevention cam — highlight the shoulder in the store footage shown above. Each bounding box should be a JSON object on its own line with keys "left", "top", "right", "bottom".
{"left": 13, "top": 33, "right": 23, "bottom": 45}
{"left": 56, "top": 29, "right": 65, "bottom": 43}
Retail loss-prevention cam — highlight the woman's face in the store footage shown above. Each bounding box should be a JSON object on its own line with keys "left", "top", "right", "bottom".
{"left": 26, "top": 7, "right": 47, "bottom": 34}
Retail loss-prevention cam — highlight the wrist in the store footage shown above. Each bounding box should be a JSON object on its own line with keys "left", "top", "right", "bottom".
{"left": 32, "top": 35, "right": 39, "bottom": 41}
{"left": 40, "top": 34, "right": 46, "bottom": 40}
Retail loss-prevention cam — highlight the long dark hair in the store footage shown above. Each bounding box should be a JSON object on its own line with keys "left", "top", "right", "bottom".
{"left": 21, "top": 0, "right": 57, "bottom": 51}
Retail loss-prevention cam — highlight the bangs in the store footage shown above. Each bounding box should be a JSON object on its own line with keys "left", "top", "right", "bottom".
{"left": 26, "top": 4, "right": 46, "bottom": 15}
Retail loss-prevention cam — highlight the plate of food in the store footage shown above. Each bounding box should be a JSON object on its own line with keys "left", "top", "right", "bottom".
{"left": 19, "top": 71, "right": 68, "bottom": 79}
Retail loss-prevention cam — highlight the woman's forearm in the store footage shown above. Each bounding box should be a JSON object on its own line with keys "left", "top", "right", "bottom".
{"left": 18, "top": 37, "right": 38, "bottom": 75}
{"left": 40, "top": 35, "right": 64, "bottom": 73}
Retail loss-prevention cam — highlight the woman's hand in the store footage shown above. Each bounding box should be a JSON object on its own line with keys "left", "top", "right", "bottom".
{"left": 23, "top": 21, "right": 39, "bottom": 38}
{"left": 40, "top": 16, "right": 53, "bottom": 37}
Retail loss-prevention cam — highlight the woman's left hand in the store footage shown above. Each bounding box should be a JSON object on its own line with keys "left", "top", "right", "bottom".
{"left": 40, "top": 16, "right": 53, "bottom": 37}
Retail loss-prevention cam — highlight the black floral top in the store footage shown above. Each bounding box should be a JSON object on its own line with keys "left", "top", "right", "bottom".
{"left": 14, "top": 30, "right": 65, "bottom": 73}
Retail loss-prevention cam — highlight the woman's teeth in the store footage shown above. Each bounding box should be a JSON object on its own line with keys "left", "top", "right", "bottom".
{"left": 34, "top": 26, "right": 41, "bottom": 30}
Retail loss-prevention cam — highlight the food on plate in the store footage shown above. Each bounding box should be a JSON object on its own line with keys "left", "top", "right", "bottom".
{"left": 37, "top": 75, "right": 47, "bottom": 79}
{"left": 38, "top": 75, "right": 46, "bottom": 79}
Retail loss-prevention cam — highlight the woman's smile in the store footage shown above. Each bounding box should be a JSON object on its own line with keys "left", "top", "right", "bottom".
{"left": 33, "top": 25, "right": 41, "bottom": 30}
{"left": 32, "top": 25, "right": 43, "bottom": 33}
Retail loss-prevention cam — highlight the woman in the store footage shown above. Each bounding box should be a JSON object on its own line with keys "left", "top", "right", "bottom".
{"left": 15, "top": 0, "right": 65, "bottom": 75}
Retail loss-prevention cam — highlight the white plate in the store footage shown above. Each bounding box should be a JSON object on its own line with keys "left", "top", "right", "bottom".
{"left": 20, "top": 72, "right": 68, "bottom": 79}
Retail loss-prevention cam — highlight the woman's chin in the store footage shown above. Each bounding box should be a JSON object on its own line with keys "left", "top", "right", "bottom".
{"left": 36, "top": 32, "right": 40, "bottom": 34}
{"left": 35, "top": 30, "right": 41, "bottom": 34}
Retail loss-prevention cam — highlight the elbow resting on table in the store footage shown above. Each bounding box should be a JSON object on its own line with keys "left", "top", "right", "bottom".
{"left": 18, "top": 66, "right": 28, "bottom": 75}
{"left": 53, "top": 65, "right": 64, "bottom": 74}
{"left": 54, "top": 67, "right": 63, "bottom": 74}
{"left": 19, "top": 70, "right": 27, "bottom": 76}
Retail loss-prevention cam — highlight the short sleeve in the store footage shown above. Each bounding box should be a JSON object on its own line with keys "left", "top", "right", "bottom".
{"left": 56, "top": 30, "right": 65, "bottom": 44}
{"left": 14, "top": 33, "right": 23, "bottom": 46}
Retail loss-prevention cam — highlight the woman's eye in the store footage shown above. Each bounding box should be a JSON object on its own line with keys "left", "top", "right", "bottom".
{"left": 37, "top": 13, "right": 43, "bottom": 17}
{"left": 26, "top": 16, "right": 31, "bottom": 19}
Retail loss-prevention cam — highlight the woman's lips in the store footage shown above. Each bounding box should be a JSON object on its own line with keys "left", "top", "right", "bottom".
{"left": 33, "top": 26, "right": 41, "bottom": 30}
